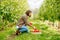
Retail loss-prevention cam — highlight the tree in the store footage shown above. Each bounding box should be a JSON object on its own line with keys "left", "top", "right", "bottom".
{"left": 0, "top": 0, "right": 29, "bottom": 29}
{"left": 39, "top": 0, "right": 60, "bottom": 29}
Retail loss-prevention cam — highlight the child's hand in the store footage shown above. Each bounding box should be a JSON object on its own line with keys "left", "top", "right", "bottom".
{"left": 33, "top": 26, "right": 36, "bottom": 29}
{"left": 29, "top": 22, "right": 32, "bottom": 25}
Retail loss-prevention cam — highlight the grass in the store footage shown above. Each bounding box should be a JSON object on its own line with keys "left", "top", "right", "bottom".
{"left": 0, "top": 20, "right": 60, "bottom": 40}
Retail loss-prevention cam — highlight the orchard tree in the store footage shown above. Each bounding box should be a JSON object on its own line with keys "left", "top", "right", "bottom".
{"left": 39, "top": 0, "right": 60, "bottom": 28}
{"left": 0, "top": 0, "right": 29, "bottom": 29}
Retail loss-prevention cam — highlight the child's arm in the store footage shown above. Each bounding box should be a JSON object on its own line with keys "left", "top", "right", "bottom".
{"left": 28, "top": 23, "right": 36, "bottom": 29}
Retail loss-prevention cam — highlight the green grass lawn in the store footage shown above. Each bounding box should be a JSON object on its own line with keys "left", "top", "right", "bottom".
{"left": 0, "top": 20, "right": 60, "bottom": 40}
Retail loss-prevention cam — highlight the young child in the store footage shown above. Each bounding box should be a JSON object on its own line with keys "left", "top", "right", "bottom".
{"left": 16, "top": 10, "right": 36, "bottom": 35}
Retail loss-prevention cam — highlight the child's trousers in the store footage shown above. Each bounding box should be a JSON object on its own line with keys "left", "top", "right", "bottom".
{"left": 16, "top": 25, "right": 28, "bottom": 33}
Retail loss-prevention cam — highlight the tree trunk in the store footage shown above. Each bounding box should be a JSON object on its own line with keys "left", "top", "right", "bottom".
{"left": 58, "top": 21, "right": 60, "bottom": 32}
{"left": 58, "top": 21, "right": 60, "bottom": 29}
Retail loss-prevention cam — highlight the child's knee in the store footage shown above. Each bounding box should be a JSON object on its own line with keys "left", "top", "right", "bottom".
{"left": 20, "top": 28, "right": 28, "bottom": 33}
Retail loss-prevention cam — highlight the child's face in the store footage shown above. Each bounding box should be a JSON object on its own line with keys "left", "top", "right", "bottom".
{"left": 29, "top": 12, "right": 32, "bottom": 17}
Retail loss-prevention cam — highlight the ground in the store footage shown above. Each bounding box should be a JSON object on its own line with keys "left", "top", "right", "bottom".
{"left": 0, "top": 20, "right": 60, "bottom": 40}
